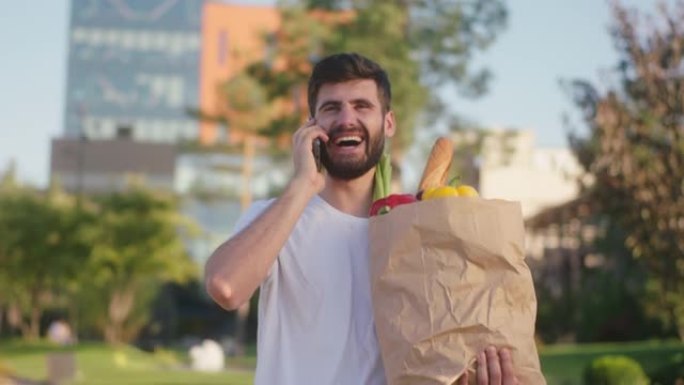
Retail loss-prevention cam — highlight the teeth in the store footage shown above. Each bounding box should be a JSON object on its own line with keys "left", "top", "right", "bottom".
{"left": 335, "top": 136, "right": 362, "bottom": 145}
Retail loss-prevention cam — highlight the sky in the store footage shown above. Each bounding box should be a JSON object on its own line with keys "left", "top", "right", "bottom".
{"left": 0, "top": 0, "right": 657, "bottom": 187}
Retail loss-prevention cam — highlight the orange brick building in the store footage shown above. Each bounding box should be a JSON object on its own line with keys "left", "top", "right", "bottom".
{"left": 199, "top": 3, "right": 354, "bottom": 147}
{"left": 199, "top": 3, "right": 281, "bottom": 145}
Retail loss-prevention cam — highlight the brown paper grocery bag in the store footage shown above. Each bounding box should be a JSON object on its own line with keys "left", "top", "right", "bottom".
{"left": 369, "top": 197, "right": 546, "bottom": 385}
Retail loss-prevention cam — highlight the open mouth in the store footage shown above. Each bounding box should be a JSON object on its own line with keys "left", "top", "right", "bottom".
{"left": 333, "top": 135, "right": 364, "bottom": 148}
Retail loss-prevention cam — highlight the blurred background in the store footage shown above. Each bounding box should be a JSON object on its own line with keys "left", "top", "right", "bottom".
{"left": 0, "top": 0, "right": 682, "bottom": 384}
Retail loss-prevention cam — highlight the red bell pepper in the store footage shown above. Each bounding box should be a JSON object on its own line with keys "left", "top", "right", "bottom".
{"left": 369, "top": 193, "right": 418, "bottom": 216}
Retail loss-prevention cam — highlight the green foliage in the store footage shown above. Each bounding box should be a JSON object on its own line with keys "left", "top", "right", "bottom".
{"left": 575, "top": 271, "right": 649, "bottom": 342}
{"left": 245, "top": 5, "right": 335, "bottom": 139}
{"left": 88, "top": 190, "right": 195, "bottom": 285}
{"left": 648, "top": 352, "right": 684, "bottom": 385}
{"left": 574, "top": 223, "right": 664, "bottom": 342}
{"left": 583, "top": 355, "right": 649, "bottom": 385}
{"left": 406, "top": 0, "right": 507, "bottom": 96}
{"left": 567, "top": 2, "right": 684, "bottom": 339}
{"left": 305, "top": 0, "right": 338, "bottom": 10}
{"left": 533, "top": 205, "right": 671, "bottom": 343}
{"left": 0, "top": 186, "right": 91, "bottom": 339}
{"left": 539, "top": 341, "right": 684, "bottom": 385}
{"left": 0, "top": 160, "right": 18, "bottom": 189}
{"left": 304, "top": 0, "right": 508, "bottom": 96}
{"left": 80, "top": 189, "right": 197, "bottom": 343}
{"left": 219, "top": 72, "right": 273, "bottom": 135}
{"left": 0, "top": 182, "right": 198, "bottom": 344}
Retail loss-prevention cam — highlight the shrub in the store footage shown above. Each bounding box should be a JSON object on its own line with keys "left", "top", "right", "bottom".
{"left": 649, "top": 352, "right": 684, "bottom": 385}
{"left": 583, "top": 355, "right": 649, "bottom": 385}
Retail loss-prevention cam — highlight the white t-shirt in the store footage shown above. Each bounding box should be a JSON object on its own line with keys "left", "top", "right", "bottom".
{"left": 233, "top": 195, "right": 386, "bottom": 385}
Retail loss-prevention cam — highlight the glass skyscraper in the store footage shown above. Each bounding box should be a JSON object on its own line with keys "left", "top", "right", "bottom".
{"left": 63, "top": 0, "right": 204, "bottom": 143}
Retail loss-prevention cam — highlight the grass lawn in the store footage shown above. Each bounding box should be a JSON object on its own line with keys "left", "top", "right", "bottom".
{"left": 0, "top": 340, "right": 254, "bottom": 385}
{"left": 2, "top": 339, "right": 682, "bottom": 385}
{"left": 540, "top": 340, "right": 684, "bottom": 385}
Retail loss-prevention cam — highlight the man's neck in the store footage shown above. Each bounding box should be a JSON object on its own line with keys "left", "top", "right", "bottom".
{"left": 319, "top": 169, "right": 375, "bottom": 218}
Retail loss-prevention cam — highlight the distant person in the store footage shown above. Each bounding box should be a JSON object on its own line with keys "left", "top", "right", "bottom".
{"left": 206, "top": 52, "right": 519, "bottom": 385}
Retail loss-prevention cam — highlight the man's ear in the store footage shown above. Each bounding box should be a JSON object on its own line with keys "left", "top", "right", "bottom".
{"left": 384, "top": 111, "right": 396, "bottom": 138}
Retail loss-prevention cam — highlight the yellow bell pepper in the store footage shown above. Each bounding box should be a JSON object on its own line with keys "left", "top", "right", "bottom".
{"left": 456, "top": 185, "right": 479, "bottom": 197}
{"left": 422, "top": 184, "right": 480, "bottom": 200}
{"left": 422, "top": 186, "right": 459, "bottom": 200}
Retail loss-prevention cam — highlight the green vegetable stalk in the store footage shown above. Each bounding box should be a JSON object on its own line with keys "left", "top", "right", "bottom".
{"left": 373, "top": 153, "right": 391, "bottom": 203}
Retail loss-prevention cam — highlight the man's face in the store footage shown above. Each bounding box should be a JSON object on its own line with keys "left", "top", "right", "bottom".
{"left": 313, "top": 79, "right": 395, "bottom": 180}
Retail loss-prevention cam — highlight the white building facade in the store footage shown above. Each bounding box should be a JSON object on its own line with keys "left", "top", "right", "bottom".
{"left": 477, "top": 130, "right": 585, "bottom": 219}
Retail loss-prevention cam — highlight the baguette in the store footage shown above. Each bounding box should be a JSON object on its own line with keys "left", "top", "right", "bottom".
{"left": 418, "top": 137, "right": 454, "bottom": 191}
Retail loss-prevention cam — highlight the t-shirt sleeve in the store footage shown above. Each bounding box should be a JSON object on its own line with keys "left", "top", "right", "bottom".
{"left": 230, "top": 198, "right": 279, "bottom": 281}
{"left": 232, "top": 199, "right": 275, "bottom": 235}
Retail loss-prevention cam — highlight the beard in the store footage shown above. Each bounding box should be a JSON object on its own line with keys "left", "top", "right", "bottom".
{"left": 320, "top": 120, "right": 385, "bottom": 180}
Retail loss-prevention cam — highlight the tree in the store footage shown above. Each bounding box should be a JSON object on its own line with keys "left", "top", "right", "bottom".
{"left": 403, "top": 0, "right": 507, "bottom": 96}
{"left": 80, "top": 188, "right": 197, "bottom": 344}
{"left": 568, "top": 0, "right": 684, "bottom": 339}
{"left": 0, "top": 186, "right": 90, "bottom": 340}
{"left": 315, "top": 0, "right": 506, "bottom": 120}
{"left": 218, "top": 73, "right": 276, "bottom": 209}
{"left": 0, "top": 160, "right": 18, "bottom": 189}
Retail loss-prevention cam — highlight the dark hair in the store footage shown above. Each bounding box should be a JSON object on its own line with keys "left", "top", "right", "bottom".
{"left": 307, "top": 53, "right": 392, "bottom": 117}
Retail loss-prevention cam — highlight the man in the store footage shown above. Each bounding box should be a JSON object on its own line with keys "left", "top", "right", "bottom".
{"left": 205, "top": 53, "right": 518, "bottom": 385}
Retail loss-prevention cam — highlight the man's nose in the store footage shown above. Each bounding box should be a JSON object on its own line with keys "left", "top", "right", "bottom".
{"left": 336, "top": 104, "right": 357, "bottom": 128}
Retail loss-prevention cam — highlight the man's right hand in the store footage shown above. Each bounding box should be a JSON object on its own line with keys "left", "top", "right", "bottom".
{"left": 457, "top": 347, "right": 520, "bottom": 385}
{"left": 290, "top": 117, "right": 328, "bottom": 195}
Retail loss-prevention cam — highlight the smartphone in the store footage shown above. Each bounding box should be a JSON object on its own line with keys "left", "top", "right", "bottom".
{"left": 312, "top": 138, "right": 323, "bottom": 172}
{"left": 310, "top": 115, "right": 323, "bottom": 173}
